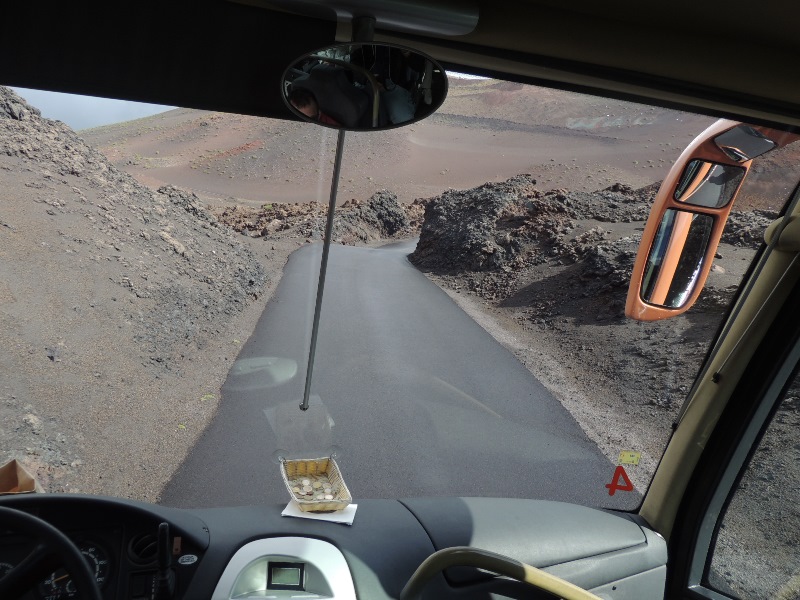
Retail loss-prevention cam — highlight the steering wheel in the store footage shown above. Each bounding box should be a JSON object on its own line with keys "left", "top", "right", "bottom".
{"left": 0, "top": 505, "right": 102, "bottom": 600}
{"left": 400, "top": 546, "right": 603, "bottom": 600}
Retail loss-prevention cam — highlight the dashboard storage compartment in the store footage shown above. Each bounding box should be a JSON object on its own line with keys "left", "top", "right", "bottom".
{"left": 280, "top": 456, "right": 352, "bottom": 512}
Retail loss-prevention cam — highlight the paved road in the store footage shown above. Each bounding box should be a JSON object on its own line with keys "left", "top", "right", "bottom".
{"left": 160, "top": 241, "right": 628, "bottom": 508}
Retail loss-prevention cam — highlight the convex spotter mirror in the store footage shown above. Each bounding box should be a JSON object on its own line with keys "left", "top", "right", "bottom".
{"left": 626, "top": 120, "right": 800, "bottom": 321}
{"left": 282, "top": 42, "right": 448, "bottom": 131}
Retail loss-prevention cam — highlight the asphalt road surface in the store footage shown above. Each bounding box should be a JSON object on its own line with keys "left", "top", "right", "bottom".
{"left": 160, "top": 240, "right": 628, "bottom": 509}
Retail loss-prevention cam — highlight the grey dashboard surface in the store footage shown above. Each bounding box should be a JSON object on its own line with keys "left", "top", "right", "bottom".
{"left": 190, "top": 497, "right": 665, "bottom": 599}
{"left": 400, "top": 497, "right": 657, "bottom": 585}
{"left": 189, "top": 499, "right": 450, "bottom": 599}
{"left": 0, "top": 495, "right": 667, "bottom": 599}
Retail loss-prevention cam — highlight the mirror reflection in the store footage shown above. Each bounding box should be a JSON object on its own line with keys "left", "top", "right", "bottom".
{"left": 226, "top": 356, "right": 298, "bottom": 392}
{"left": 282, "top": 43, "right": 448, "bottom": 130}
{"left": 674, "top": 160, "right": 745, "bottom": 208}
{"left": 715, "top": 125, "right": 777, "bottom": 162}
{"left": 641, "top": 209, "right": 714, "bottom": 308}
{"left": 264, "top": 395, "right": 335, "bottom": 455}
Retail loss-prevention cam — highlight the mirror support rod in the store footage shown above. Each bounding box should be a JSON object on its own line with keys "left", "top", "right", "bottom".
{"left": 301, "top": 130, "right": 347, "bottom": 411}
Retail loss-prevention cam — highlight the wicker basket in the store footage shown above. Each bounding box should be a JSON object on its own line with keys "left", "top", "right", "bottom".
{"left": 280, "top": 456, "right": 352, "bottom": 512}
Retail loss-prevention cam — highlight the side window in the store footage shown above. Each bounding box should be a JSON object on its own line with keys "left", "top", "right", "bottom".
{"left": 706, "top": 381, "right": 800, "bottom": 598}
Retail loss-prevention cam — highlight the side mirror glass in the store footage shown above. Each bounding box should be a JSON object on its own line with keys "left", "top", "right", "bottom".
{"left": 640, "top": 210, "right": 714, "bottom": 308}
{"left": 674, "top": 160, "right": 745, "bottom": 208}
{"left": 282, "top": 43, "right": 448, "bottom": 131}
{"left": 714, "top": 125, "right": 777, "bottom": 162}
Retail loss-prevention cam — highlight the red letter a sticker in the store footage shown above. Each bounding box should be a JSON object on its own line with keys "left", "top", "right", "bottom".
{"left": 605, "top": 465, "right": 634, "bottom": 496}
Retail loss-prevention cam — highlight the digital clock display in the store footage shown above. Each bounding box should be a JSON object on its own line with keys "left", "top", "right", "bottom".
{"left": 267, "top": 562, "right": 304, "bottom": 590}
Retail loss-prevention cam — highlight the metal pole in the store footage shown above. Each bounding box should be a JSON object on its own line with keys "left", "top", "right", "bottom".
{"left": 301, "top": 129, "right": 346, "bottom": 410}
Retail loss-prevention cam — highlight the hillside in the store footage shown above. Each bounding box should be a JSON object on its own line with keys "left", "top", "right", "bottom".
{"left": 80, "top": 77, "right": 715, "bottom": 209}
{"left": 0, "top": 88, "right": 272, "bottom": 498}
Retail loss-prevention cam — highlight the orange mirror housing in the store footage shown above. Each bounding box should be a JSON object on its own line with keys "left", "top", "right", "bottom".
{"left": 626, "top": 120, "right": 799, "bottom": 321}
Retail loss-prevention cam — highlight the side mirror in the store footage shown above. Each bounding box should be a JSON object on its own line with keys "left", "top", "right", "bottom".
{"left": 281, "top": 42, "right": 448, "bottom": 131}
{"left": 626, "top": 120, "right": 799, "bottom": 321}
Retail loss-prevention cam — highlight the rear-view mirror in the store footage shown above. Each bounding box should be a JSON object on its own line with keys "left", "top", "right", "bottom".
{"left": 281, "top": 42, "right": 448, "bottom": 131}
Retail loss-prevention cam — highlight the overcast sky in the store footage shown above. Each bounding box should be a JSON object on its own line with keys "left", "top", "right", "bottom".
{"left": 11, "top": 87, "right": 174, "bottom": 131}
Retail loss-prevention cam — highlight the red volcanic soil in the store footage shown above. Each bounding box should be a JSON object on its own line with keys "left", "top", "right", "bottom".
{"left": 82, "top": 78, "right": 717, "bottom": 209}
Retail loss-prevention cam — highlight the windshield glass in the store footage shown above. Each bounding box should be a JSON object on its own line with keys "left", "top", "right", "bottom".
{"left": 1, "top": 78, "right": 797, "bottom": 511}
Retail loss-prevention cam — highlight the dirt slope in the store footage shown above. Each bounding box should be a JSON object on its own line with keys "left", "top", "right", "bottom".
{"left": 79, "top": 78, "right": 716, "bottom": 209}
{"left": 0, "top": 87, "right": 272, "bottom": 498}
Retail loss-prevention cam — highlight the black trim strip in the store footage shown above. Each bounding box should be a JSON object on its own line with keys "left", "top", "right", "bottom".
{"left": 384, "top": 30, "right": 800, "bottom": 131}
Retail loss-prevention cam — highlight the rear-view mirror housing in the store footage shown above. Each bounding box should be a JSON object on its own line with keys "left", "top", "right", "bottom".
{"left": 281, "top": 42, "right": 448, "bottom": 131}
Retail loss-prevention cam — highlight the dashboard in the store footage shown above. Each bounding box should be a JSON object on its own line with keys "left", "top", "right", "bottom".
{"left": 0, "top": 496, "right": 208, "bottom": 600}
{"left": 0, "top": 494, "right": 668, "bottom": 600}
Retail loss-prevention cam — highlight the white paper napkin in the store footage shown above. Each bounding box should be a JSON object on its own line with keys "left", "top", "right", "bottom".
{"left": 281, "top": 501, "right": 358, "bottom": 525}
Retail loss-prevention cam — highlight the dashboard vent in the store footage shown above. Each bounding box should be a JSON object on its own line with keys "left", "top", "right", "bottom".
{"left": 128, "top": 533, "right": 158, "bottom": 565}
